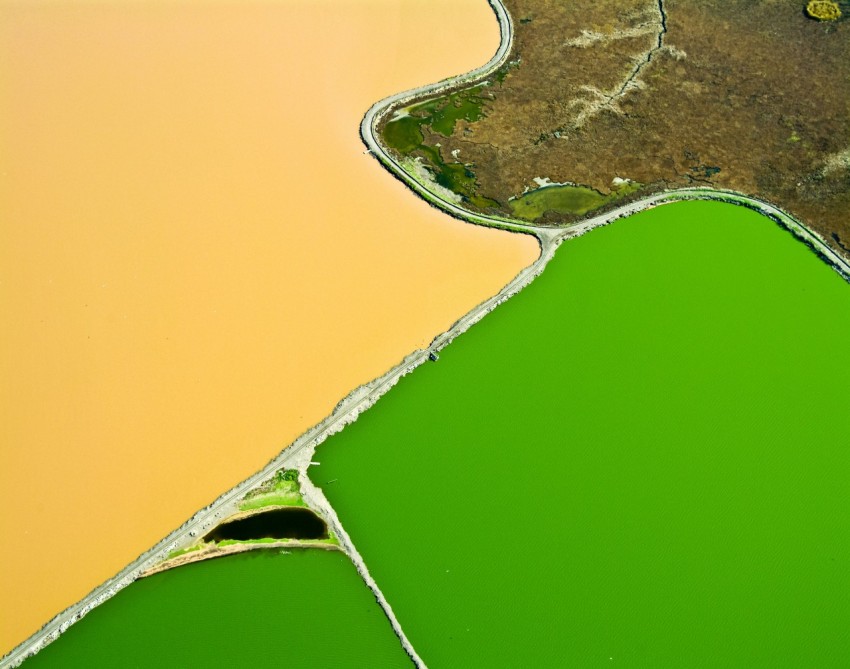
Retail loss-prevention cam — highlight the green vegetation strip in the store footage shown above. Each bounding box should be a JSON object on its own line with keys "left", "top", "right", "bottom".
{"left": 238, "top": 492, "right": 306, "bottom": 511}
{"left": 165, "top": 544, "right": 204, "bottom": 560}
{"left": 384, "top": 85, "right": 487, "bottom": 154}
{"left": 311, "top": 201, "right": 850, "bottom": 667}
{"left": 216, "top": 533, "right": 339, "bottom": 548}
{"left": 238, "top": 468, "right": 304, "bottom": 511}
{"left": 216, "top": 538, "right": 280, "bottom": 547}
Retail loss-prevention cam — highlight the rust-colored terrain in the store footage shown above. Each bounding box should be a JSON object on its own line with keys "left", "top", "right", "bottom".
{"left": 380, "top": 0, "right": 850, "bottom": 255}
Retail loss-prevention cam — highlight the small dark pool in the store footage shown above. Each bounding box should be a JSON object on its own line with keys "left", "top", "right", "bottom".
{"left": 204, "top": 508, "right": 328, "bottom": 542}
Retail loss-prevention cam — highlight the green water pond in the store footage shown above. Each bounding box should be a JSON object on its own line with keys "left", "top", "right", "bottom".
{"left": 311, "top": 200, "right": 850, "bottom": 667}
{"left": 509, "top": 180, "right": 642, "bottom": 220}
{"left": 22, "top": 551, "right": 408, "bottom": 668}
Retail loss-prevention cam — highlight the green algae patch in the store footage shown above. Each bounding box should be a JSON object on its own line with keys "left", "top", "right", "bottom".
{"left": 380, "top": 87, "right": 498, "bottom": 209}
{"left": 806, "top": 0, "right": 841, "bottom": 20}
{"left": 510, "top": 180, "right": 642, "bottom": 220}
{"left": 402, "top": 140, "right": 501, "bottom": 211}
{"left": 217, "top": 533, "right": 339, "bottom": 549}
{"left": 311, "top": 201, "right": 850, "bottom": 667}
{"left": 23, "top": 551, "right": 407, "bottom": 668}
{"left": 382, "top": 115, "right": 425, "bottom": 154}
{"left": 510, "top": 183, "right": 606, "bottom": 219}
{"left": 239, "top": 492, "right": 305, "bottom": 510}
{"left": 428, "top": 86, "right": 487, "bottom": 136}
{"left": 165, "top": 544, "right": 204, "bottom": 560}
{"left": 390, "top": 85, "right": 488, "bottom": 140}
{"left": 216, "top": 537, "right": 279, "bottom": 547}
{"left": 239, "top": 468, "right": 305, "bottom": 511}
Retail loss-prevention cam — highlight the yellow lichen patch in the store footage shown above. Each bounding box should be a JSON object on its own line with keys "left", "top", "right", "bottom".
{"left": 806, "top": 1, "right": 841, "bottom": 21}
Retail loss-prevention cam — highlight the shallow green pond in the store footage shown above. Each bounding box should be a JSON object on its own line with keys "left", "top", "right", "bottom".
{"left": 311, "top": 201, "right": 850, "bottom": 667}
{"left": 510, "top": 182, "right": 607, "bottom": 219}
{"left": 428, "top": 87, "right": 486, "bottom": 136}
{"left": 23, "top": 551, "right": 408, "bottom": 668}
{"left": 383, "top": 115, "right": 424, "bottom": 154}
{"left": 510, "top": 180, "right": 642, "bottom": 220}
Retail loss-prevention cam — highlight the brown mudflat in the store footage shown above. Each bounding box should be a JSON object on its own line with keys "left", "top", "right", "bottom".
{"left": 0, "top": 0, "right": 538, "bottom": 653}
{"left": 380, "top": 0, "right": 850, "bottom": 255}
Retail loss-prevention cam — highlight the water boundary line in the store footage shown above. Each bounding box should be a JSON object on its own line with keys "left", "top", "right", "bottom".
{"left": 299, "top": 476, "right": 427, "bottom": 668}
{"left": 6, "top": 0, "right": 850, "bottom": 666}
{"left": 1, "top": 225, "right": 555, "bottom": 669}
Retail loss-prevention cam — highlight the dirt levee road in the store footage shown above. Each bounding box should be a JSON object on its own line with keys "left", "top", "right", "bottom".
{"left": 0, "top": 0, "right": 538, "bottom": 653}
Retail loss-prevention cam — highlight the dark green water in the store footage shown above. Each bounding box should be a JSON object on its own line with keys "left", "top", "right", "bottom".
{"left": 23, "top": 551, "right": 408, "bottom": 668}
{"left": 311, "top": 201, "right": 850, "bottom": 667}
{"left": 204, "top": 507, "right": 327, "bottom": 542}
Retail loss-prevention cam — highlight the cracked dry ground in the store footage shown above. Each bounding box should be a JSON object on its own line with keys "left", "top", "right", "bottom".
{"left": 393, "top": 0, "right": 850, "bottom": 256}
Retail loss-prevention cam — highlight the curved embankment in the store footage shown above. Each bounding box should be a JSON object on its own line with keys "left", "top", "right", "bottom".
{"left": 141, "top": 540, "right": 340, "bottom": 579}
{"left": 139, "top": 504, "right": 338, "bottom": 578}
{"left": 5, "top": 2, "right": 849, "bottom": 669}
{"left": 361, "top": 1, "right": 850, "bottom": 281}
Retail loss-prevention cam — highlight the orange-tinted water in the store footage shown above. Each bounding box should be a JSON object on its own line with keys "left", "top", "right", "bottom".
{"left": 0, "top": 0, "right": 538, "bottom": 652}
